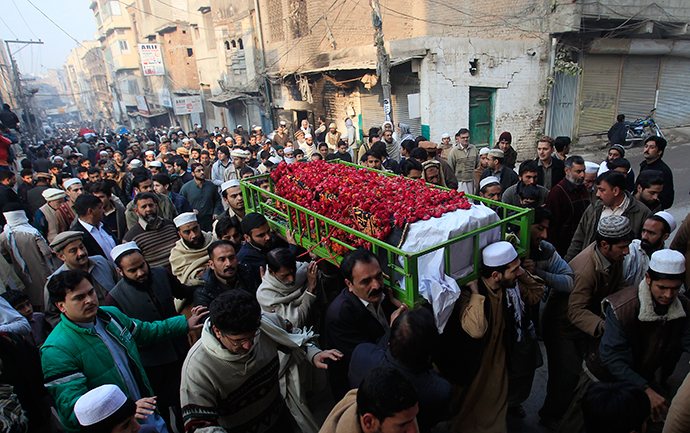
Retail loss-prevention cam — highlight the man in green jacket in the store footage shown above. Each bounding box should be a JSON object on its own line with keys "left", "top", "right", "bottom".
{"left": 40, "top": 268, "right": 208, "bottom": 433}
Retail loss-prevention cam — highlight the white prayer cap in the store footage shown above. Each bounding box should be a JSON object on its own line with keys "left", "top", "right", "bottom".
{"left": 488, "top": 148, "right": 504, "bottom": 158}
{"left": 52, "top": 155, "right": 65, "bottom": 161}
{"left": 145, "top": 140, "right": 156, "bottom": 147}
{"left": 482, "top": 241, "right": 518, "bottom": 267}
{"left": 268, "top": 156, "right": 282, "bottom": 164}
{"left": 174, "top": 212, "right": 197, "bottom": 228}
{"left": 654, "top": 211, "right": 677, "bottom": 233}
{"left": 254, "top": 126, "right": 262, "bottom": 131}
{"left": 279, "top": 120, "right": 287, "bottom": 126}
{"left": 145, "top": 150, "right": 155, "bottom": 156}
{"left": 110, "top": 241, "right": 140, "bottom": 263}
{"left": 304, "top": 133, "right": 312, "bottom": 139}
{"left": 182, "top": 138, "right": 190, "bottom": 143}
{"left": 128, "top": 159, "right": 142, "bottom": 168}
{"left": 221, "top": 179, "right": 241, "bottom": 193}
{"left": 479, "top": 176, "right": 500, "bottom": 190}
{"left": 236, "top": 124, "right": 243, "bottom": 128}
{"left": 284, "top": 147, "right": 294, "bottom": 153}
{"left": 479, "top": 147, "right": 491, "bottom": 156}
{"left": 231, "top": 149, "right": 250, "bottom": 159}
{"left": 441, "top": 133, "right": 450, "bottom": 139}
{"left": 99, "top": 151, "right": 108, "bottom": 156}
{"left": 42, "top": 188, "right": 65, "bottom": 201}
{"left": 382, "top": 120, "right": 393, "bottom": 128}
{"left": 149, "top": 160, "right": 162, "bottom": 168}
{"left": 585, "top": 161, "right": 599, "bottom": 174}
{"left": 649, "top": 249, "right": 685, "bottom": 275}
{"left": 74, "top": 384, "right": 128, "bottom": 427}
{"left": 64, "top": 178, "right": 82, "bottom": 190}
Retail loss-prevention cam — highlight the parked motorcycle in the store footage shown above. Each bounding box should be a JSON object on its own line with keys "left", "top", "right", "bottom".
{"left": 623, "top": 109, "right": 664, "bottom": 149}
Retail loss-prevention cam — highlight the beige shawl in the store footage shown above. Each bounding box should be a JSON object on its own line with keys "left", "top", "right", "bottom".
{"left": 169, "top": 231, "right": 214, "bottom": 286}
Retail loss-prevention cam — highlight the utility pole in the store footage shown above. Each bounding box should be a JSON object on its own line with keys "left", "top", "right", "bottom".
{"left": 370, "top": 0, "right": 393, "bottom": 126}
{"left": 5, "top": 39, "right": 44, "bottom": 139}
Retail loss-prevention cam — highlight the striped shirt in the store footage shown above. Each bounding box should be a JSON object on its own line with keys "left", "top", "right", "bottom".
{"left": 122, "top": 217, "right": 179, "bottom": 269}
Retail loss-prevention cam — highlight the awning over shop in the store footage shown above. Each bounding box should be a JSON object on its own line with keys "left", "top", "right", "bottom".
{"left": 130, "top": 111, "right": 168, "bottom": 118}
{"left": 207, "top": 91, "right": 261, "bottom": 107}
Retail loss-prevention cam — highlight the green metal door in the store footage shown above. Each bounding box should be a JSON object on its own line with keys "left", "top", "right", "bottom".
{"left": 469, "top": 88, "right": 493, "bottom": 147}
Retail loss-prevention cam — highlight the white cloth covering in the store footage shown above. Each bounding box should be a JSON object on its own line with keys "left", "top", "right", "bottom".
{"left": 397, "top": 204, "right": 500, "bottom": 332}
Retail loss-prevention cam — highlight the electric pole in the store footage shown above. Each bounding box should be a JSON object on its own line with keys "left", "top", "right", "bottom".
{"left": 5, "top": 39, "right": 44, "bottom": 139}
{"left": 370, "top": 0, "right": 393, "bottom": 126}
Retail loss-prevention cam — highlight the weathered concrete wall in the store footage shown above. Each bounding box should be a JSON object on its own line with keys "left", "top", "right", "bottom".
{"left": 419, "top": 37, "right": 549, "bottom": 158}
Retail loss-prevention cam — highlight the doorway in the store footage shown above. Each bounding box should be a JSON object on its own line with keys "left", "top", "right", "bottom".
{"left": 469, "top": 88, "right": 494, "bottom": 147}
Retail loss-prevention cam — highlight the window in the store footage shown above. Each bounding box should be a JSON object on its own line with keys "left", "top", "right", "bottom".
{"left": 267, "top": 0, "right": 285, "bottom": 42}
{"left": 110, "top": 1, "right": 121, "bottom": 15}
{"left": 95, "top": 12, "right": 102, "bottom": 27}
{"left": 127, "top": 79, "right": 139, "bottom": 95}
{"left": 118, "top": 40, "right": 130, "bottom": 54}
{"left": 238, "top": 38, "right": 243, "bottom": 50}
{"left": 231, "top": 40, "right": 236, "bottom": 48}
{"left": 224, "top": 41, "right": 230, "bottom": 50}
{"left": 187, "top": 48, "right": 194, "bottom": 57}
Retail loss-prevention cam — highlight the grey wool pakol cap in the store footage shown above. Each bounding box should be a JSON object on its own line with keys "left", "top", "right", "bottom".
{"left": 597, "top": 215, "right": 632, "bottom": 238}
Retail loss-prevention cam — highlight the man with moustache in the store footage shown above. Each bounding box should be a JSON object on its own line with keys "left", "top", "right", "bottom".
{"left": 105, "top": 243, "right": 195, "bottom": 432}
{"left": 622, "top": 212, "right": 676, "bottom": 287}
{"left": 170, "top": 212, "right": 214, "bottom": 286}
{"left": 325, "top": 248, "right": 408, "bottom": 400}
{"left": 545, "top": 156, "right": 591, "bottom": 257}
{"left": 638, "top": 136, "right": 674, "bottom": 210}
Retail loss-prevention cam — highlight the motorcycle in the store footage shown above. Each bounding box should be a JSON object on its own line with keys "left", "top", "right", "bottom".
{"left": 623, "top": 109, "right": 664, "bottom": 149}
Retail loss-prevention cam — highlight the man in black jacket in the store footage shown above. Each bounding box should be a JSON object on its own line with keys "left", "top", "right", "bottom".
{"left": 325, "top": 248, "right": 407, "bottom": 400}
{"left": 194, "top": 240, "right": 259, "bottom": 307}
{"left": 105, "top": 242, "right": 196, "bottom": 432}
{"left": 535, "top": 136, "right": 565, "bottom": 190}
{"left": 237, "top": 212, "right": 297, "bottom": 283}
{"left": 639, "top": 136, "right": 674, "bottom": 210}
{"left": 607, "top": 114, "right": 627, "bottom": 146}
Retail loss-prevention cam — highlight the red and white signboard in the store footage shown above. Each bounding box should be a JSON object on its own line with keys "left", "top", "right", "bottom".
{"left": 136, "top": 96, "right": 150, "bottom": 115}
{"left": 173, "top": 95, "right": 204, "bottom": 115}
{"left": 139, "top": 44, "right": 165, "bottom": 76}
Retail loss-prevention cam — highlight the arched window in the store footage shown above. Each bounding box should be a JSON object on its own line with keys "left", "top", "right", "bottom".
{"left": 231, "top": 40, "right": 237, "bottom": 48}
{"left": 238, "top": 38, "right": 243, "bottom": 49}
{"left": 224, "top": 40, "right": 230, "bottom": 50}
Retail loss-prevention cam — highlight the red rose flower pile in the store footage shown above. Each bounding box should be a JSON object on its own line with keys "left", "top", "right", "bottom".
{"left": 271, "top": 160, "right": 471, "bottom": 251}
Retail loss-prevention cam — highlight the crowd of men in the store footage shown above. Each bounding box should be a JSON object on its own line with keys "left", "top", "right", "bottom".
{"left": 0, "top": 110, "right": 688, "bottom": 433}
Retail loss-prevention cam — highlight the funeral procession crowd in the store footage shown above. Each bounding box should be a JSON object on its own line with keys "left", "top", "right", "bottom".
{"left": 0, "top": 104, "right": 689, "bottom": 433}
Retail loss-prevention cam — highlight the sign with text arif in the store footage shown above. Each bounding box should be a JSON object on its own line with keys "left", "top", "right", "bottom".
{"left": 173, "top": 95, "right": 204, "bottom": 115}
{"left": 139, "top": 44, "right": 165, "bottom": 76}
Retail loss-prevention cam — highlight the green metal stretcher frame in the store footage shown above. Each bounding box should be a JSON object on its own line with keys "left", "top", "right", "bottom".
{"left": 240, "top": 160, "right": 533, "bottom": 308}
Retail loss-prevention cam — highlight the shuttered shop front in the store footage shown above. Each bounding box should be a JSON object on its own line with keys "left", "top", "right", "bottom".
{"left": 617, "top": 56, "right": 660, "bottom": 121}
{"left": 578, "top": 55, "right": 622, "bottom": 135}
{"left": 656, "top": 57, "right": 690, "bottom": 127}
{"left": 359, "top": 84, "right": 385, "bottom": 136}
